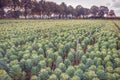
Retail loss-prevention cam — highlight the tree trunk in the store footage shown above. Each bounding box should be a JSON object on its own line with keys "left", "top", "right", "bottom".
{"left": 41, "top": 11, "right": 43, "bottom": 19}
{"left": 24, "top": 7, "right": 27, "bottom": 19}
{"left": 13, "top": 1, "right": 17, "bottom": 19}
{"left": 0, "top": 8, "right": 4, "bottom": 18}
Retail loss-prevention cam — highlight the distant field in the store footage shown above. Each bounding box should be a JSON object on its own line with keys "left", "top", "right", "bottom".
{"left": 0, "top": 20, "right": 120, "bottom": 80}
{"left": 0, "top": 20, "right": 119, "bottom": 42}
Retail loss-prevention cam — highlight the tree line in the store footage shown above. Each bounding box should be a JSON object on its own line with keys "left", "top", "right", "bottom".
{"left": 0, "top": 0, "right": 116, "bottom": 19}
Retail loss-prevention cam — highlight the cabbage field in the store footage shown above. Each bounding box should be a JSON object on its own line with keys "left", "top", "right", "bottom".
{"left": 0, "top": 20, "right": 120, "bottom": 80}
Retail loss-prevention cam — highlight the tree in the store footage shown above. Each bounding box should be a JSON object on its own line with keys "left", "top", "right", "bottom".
{"left": 98, "top": 10, "right": 104, "bottom": 18}
{"left": 54, "top": 4, "right": 62, "bottom": 15}
{"left": 67, "top": 5, "right": 74, "bottom": 18}
{"left": 20, "top": 0, "right": 32, "bottom": 19}
{"left": 31, "top": 0, "right": 40, "bottom": 18}
{"left": 31, "top": 0, "right": 44, "bottom": 17}
{"left": 12, "top": 0, "right": 21, "bottom": 18}
{"left": 90, "top": 5, "right": 99, "bottom": 17}
{"left": 108, "top": 10, "right": 116, "bottom": 17}
{"left": 31, "top": 0, "right": 46, "bottom": 18}
{"left": 0, "top": 0, "right": 7, "bottom": 9}
{"left": 11, "top": 0, "right": 20, "bottom": 11}
{"left": 2, "top": 0, "right": 21, "bottom": 18}
{"left": 100, "top": 6, "right": 109, "bottom": 15}
{"left": 60, "top": 2, "right": 68, "bottom": 18}
{"left": 0, "top": 0, "right": 116, "bottom": 19}
{"left": 76, "top": 5, "right": 84, "bottom": 18}
{"left": 45, "top": 1, "right": 57, "bottom": 17}
{"left": 83, "top": 8, "right": 89, "bottom": 18}
{"left": 0, "top": 0, "right": 8, "bottom": 18}
{"left": 39, "top": 0, "right": 45, "bottom": 18}
{"left": 98, "top": 6, "right": 109, "bottom": 18}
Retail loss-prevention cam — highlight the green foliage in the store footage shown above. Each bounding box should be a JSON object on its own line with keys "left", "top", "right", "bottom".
{"left": 92, "top": 77, "right": 100, "bottom": 80}
{"left": 114, "top": 58, "right": 120, "bottom": 67}
{"left": 66, "top": 66, "right": 75, "bottom": 77}
{"left": 60, "top": 73, "right": 70, "bottom": 80}
{"left": 54, "top": 68, "right": 62, "bottom": 79}
{"left": 89, "top": 51, "right": 96, "bottom": 59}
{"left": 86, "top": 58, "right": 94, "bottom": 67}
{"left": 0, "top": 20, "right": 120, "bottom": 80}
{"left": 96, "top": 69, "right": 107, "bottom": 79}
{"left": 38, "top": 48, "right": 44, "bottom": 55}
{"left": 38, "top": 60, "right": 46, "bottom": 69}
{"left": 68, "top": 49, "right": 75, "bottom": 62}
{"left": 21, "top": 59, "right": 33, "bottom": 71}
{"left": 9, "top": 64, "right": 25, "bottom": 80}
{"left": 47, "top": 49, "right": 54, "bottom": 59}
{"left": 31, "top": 75, "right": 37, "bottom": 80}
{"left": 84, "top": 71, "right": 97, "bottom": 80}
{"left": 46, "top": 58, "right": 52, "bottom": 67}
{"left": 56, "top": 56, "right": 63, "bottom": 67}
{"left": 106, "top": 72, "right": 114, "bottom": 80}
{"left": 71, "top": 75, "right": 80, "bottom": 80}
{"left": 74, "top": 69, "right": 83, "bottom": 78}
{"left": 31, "top": 66, "right": 39, "bottom": 75}
{"left": 78, "top": 50, "right": 84, "bottom": 59}
{"left": 114, "top": 67, "right": 120, "bottom": 74}
{"left": 81, "top": 55, "right": 87, "bottom": 64}
{"left": 58, "top": 63, "right": 66, "bottom": 72}
{"left": 58, "top": 45, "right": 65, "bottom": 58}
{"left": 112, "top": 73, "right": 120, "bottom": 80}
{"left": 64, "top": 59, "right": 71, "bottom": 68}
{"left": 48, "top": 74, "right": 58, "bottom": 80}
{"left": 23, "top": 53, "right": 30, "bottom": 60}
{"left": 89, "top": 65, "right": 97, "bottom": 71}
{"left": 78, "top": 63, "right": 86, "bottom": 71}
{"left": 38, "top": 69, "right": 49, "bottom": 80}
{"left": 0, "top": 70, "right": 12, "bottom": 80}
{"left": 106, "top": 66, "right": 113, "bottom": 73}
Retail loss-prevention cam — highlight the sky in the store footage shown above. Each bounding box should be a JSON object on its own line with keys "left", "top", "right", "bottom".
{"left": 37, "top": 0, "right": 120, "bottom": 16}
